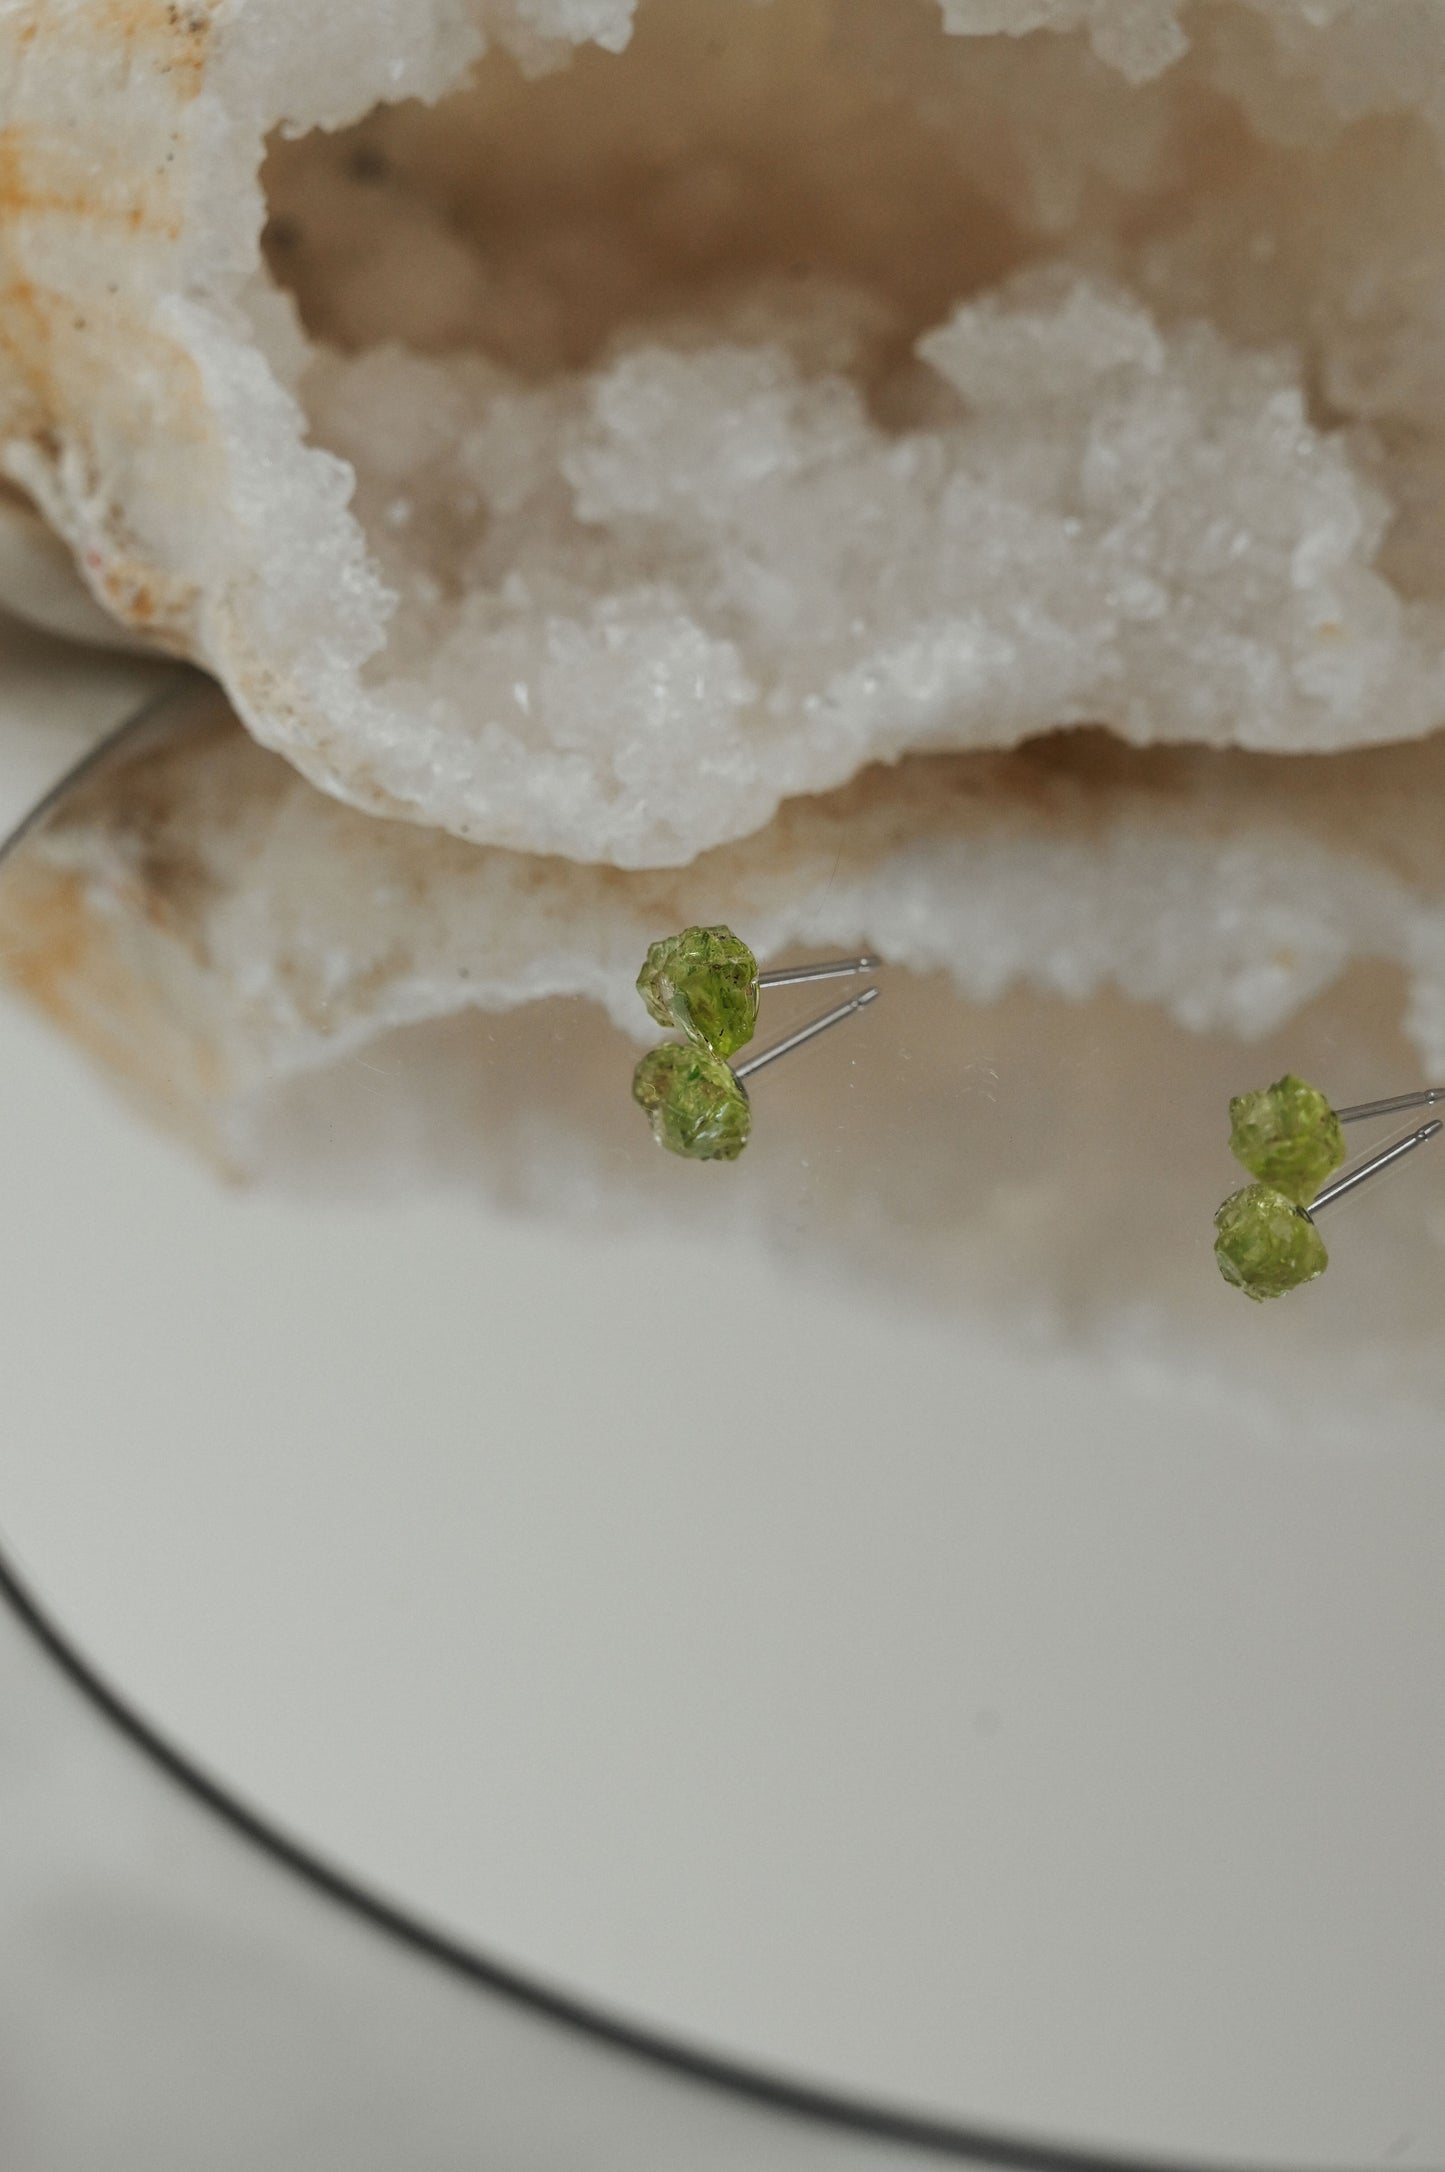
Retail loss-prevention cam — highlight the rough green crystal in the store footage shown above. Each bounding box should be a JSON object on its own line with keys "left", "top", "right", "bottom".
{"left": 1227, "top": 1073, "right": 1345, "bottom": 1207}
{"left": 632, "top": 1042, "right": 752, "bottom": 1161}
{"left": 1214, "top": 1183, "right": 1329, "bottom": 1301}
{"left": 636, "top": 925, "right": 759, "bottom": 1058}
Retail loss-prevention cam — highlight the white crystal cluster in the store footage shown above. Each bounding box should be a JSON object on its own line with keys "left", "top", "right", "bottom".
{"left": 298, "top": 275, "right": 1445, "bottom": 865}
{"left": 6, "top": 0, "right": 1445, "bottom": 862}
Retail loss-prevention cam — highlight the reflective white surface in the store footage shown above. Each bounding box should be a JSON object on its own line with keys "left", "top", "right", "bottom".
{"left": 0, "top": 666, "right": 1443, "bottom": 2169}
{"left": 0, "top": 1566, "right": 943, "bottom": 2172}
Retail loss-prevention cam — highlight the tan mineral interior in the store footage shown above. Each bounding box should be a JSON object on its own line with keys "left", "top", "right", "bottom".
{"left": 259, "top": 0, "right": 1445, "bottom": 582}
{"left": 261, "top": 4, "right": 1033, "bottom": 386}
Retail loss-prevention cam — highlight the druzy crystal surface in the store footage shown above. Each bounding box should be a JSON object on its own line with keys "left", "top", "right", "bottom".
{"left": 16, "top": 0, "right": 1445, "bottom": 865}
{"left": 1227, "top": 1074, "right": 1345, "bottom": 1207}
{"left": 636, "top": 926, "right": 759, "bottom": 1057}
{"left": 1214, "top": 1184, "right": 1329, "bottom": 1301}
{"left": 632, "top": 1043, "right": 751, "bottom": 1162}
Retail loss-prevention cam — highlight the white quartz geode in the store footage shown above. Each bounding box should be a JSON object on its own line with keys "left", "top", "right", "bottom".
{"left": 6, "top": 0, "right": 1445, "bottom": 863}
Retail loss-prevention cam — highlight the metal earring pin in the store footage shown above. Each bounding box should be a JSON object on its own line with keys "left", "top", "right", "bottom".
{"left": 636, "top": 923, "right": 879, "bottom": 1060}
{"left": 1214, "top": 1073, "right": 1445, "bottom": 1300}
{"left": 633, "top": 987, "right": 879, "bottom": 1163}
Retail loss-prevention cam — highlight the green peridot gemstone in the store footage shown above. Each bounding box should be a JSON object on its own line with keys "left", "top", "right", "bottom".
{"left": 1214, "top": 1183, "right": 1329, "bottom": 1301}
{"left": 636, "top": 925, "right": 759, "bottom": 1058}
{"left": 1227, "top": 1073, "right": 1345, "bottom": 1207}
{"left": 633, "top": 1042, "right": 752, "bottom": 1161}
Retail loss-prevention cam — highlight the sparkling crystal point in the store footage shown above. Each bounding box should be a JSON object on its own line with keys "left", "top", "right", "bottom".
{"left": 632, "top": 1042, "right": 752, "bottom": 1161}
{"left": 636, "top": 925, "right": 759, "bottom": 1057}
{"left": 1227, "top": 1073, "right": 1345, "bottom": 1206}
{"left": 1214, "top": 1182, "right": 1329, "bottom": 1300}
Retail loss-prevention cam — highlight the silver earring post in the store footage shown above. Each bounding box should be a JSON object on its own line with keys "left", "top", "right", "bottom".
{"left": 1336, "top": 1087, "right": 1445, "bottom": 1124}
{"left": 756, "top": 954, "right": 880, "bottom": 991}
{"left": 1309, "top": 1120, "right": 1444, "bottom": 1215}
{"left": 732, "top": 987, "right": 878, "bottom": 1082}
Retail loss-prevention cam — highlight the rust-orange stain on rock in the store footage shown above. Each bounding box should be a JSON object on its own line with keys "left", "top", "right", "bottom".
{"left": 0, "top": 126, "right": 55, "bottom": 427}
{"left": 97, "top": 0, "right": 217, "bottom": 99}
{"left": 0, "top": 0, "right": 214, "bottom": 430}
{"left": 0, "top": 124, "right": 181, "bottom": 234}
{"left": 0, "top": 5, "right": 221, "bottom": 645}
{"left": 93, "top": 553, "right": 201, "bottom": 646}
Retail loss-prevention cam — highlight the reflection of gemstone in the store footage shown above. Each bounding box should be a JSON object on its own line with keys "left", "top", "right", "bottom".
{"left": 1214, "top": 1183, "right": 1329, "bottom": 1300}
{"left": 1227, "top": 1073, "right": 1345, "bottom": 1206}
{"left": 636, "top": 925, "right": 759, "bottom": 1057}
{"left": 632, "top": 1043, "right": 752, "bottom": 1161}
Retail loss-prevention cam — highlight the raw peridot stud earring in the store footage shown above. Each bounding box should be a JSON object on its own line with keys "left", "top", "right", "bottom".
{"left": 636, "top": 924, "right": 879, "bottom": 1059}
{"left": 1215, "top": 1079, "right": 1445, "bottom": 1300}
{"left": 1227, "top": 1073, "right": 1346, "bottom": 1206}
{"left": 637, "top": 926, "right": 757, "bottom": 1058}
{"left": 633, "top": 985, "right": 879, "bottom": 1162}
{"left": 632, "top": 1043, "right": 753, "bottom": 1162}
{"left": 1213, "top": 1184, "right": 1330, "bottom": 1301}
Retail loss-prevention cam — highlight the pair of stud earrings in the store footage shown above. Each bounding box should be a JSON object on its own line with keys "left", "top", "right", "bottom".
{"left": 1215, "top": 1074, "right": 1444, "bottom": 1300}
{"left": 627, "top": 931, "right": 1445, "bottom": 1293}
{"left": 631, "top": 925, "right": 880, "bottom": 1160}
